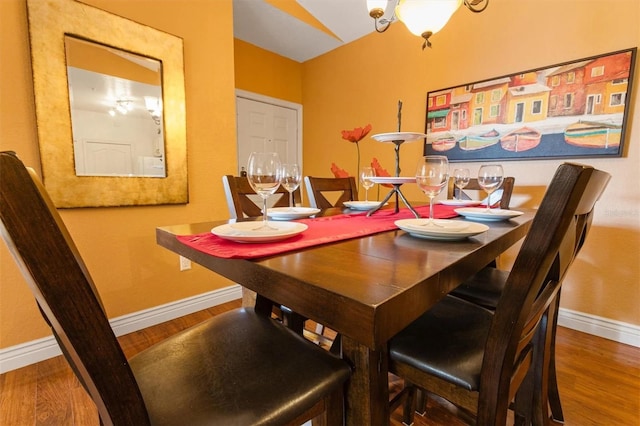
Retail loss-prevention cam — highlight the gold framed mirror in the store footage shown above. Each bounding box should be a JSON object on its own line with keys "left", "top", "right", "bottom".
{"left": 26, "top": 0, "right": 188, "bottom": 207}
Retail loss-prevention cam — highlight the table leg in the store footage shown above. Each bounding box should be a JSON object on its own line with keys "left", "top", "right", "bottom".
{"left": 341, "top": 336, "right": 390, "bottom": 426}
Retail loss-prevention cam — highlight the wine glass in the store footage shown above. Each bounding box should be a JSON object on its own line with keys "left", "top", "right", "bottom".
{"left": 246, "top": 152, "right": 282, "bottom": 230}
{"left": 281, "top": 163, "right": 301, "bottom": 210}
{"left": 415, "top": 156, "right": 449, "bottom": 226}
{"left": 453, "top": 168, "right": 470, "bottom": 200}
{"left": 477, "top": 164, "right": 504, "bottom": 213}
{"left": 360, "top": 166, "right": 376, "bottom": 202}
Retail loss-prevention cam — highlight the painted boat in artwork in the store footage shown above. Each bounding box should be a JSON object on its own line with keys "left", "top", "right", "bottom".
{"left": 431, "top": 134, "right": 456, "bottom": 151}
{"left": 564, "top": 121, "right": 622, "bottom": 148}
{"left": 499, "top": 126, "right": 541, "bottom": 152}
{"left": 458, "top": 129, "right": 500, "bottom": 151}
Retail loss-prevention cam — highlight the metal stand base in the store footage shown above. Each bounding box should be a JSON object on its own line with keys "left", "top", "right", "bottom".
{"left": 366, "top": 184, "right": 419, "bottom": 218}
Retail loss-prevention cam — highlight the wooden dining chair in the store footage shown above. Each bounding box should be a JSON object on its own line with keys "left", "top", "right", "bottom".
{"left": 447, "top": 167, "right": 610, "bottom": 423}
{"left": 221, "top": 174, "right": 330, "bottom": 340}
{"left": 0, "top": 151, "right": 350, "bottom": 426}
{"left": 304, "top": 176, "right": 358, "bottom": 209}
{"left": 447, "top": 176, "right": 515, "bottom": 209}
{"left": 222, "top": 174, "right": 301, "bottom": 219}
{"left": 388, "top": 162, "right": 609, "bottom": 426}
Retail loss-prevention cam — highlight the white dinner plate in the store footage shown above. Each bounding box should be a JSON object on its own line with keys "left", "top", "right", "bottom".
{"left": 438, "top": 199, "right": 482, "bottom": 207}
{"left": 343, "top": 201, "right": 386, "bottom": 210}
{"left": 369, "top": 176, "right": 416, "bottom": 185}
{"left": 395, "top": 219, "right": 489, "bottom": 241}
{"left": 266, "top": 207, "right": 320, "bottom": 220}
{"left": 455, "top": 207, "right": 524, "bottom": 222}
{"left": 371, "top": 132, "right": 427, "bottom": 143}
{"left": 211, "top": 221, "right": 307, "bottom": 243}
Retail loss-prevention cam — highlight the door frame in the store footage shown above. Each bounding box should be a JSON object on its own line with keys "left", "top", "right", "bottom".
{"left": 234, "top": 89, "right": 303, "bottom": 171}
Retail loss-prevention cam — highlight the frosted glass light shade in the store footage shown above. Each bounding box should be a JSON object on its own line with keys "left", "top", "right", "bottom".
{"left": 395, "top": 0, "right": 463, "bottom": 36}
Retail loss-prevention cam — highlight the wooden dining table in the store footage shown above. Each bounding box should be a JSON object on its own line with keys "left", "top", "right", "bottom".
{"left": 156, "top": 206, "right": 534, "bottom": 425}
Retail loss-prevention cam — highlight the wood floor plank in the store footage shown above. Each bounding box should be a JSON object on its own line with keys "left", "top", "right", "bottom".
{"left": 1, "top": 299, "right": 638, "bottom": 425}
{"left": 553, "top": 327, "right": 640, "bottom": 426}
{"left": 69, "top": 374, "right": 98, "bottom": 426}
{"left": 36, "top": 357, "right": 73, "bottom": 426}
{"left": 0, "top": 363, "right": 38, "bottom": 424}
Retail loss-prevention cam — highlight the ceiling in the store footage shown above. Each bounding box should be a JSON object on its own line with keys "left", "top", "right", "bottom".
{"left": 69, "top": 0, "right": 390, "bottom": 120}
{"left": 232, "top": 0, "right": 394, "bottom": 62}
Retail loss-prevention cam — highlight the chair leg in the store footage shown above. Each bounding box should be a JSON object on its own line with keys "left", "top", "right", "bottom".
{"left": 547, "top": 296, "right": 565, "bottom": 423}
{"left": 325, "top": 387, "right": 345, "bottom": 426}
{"left": 402, "top": 385, "right": 417, "bottom": 426}
{"left": 414, "top": 389, "right": 427, "bottom": 416}
{"left": 514, "top": 359, "right": 534, "bottom": 426}
{"left": 532, "top": 293, "right": 562, "bottom": 425}
{"left": 547, "top": 359, "right": 563, "bottom": 422}
{"left": 308, "top": 388, "right": 344, "bottom": 426}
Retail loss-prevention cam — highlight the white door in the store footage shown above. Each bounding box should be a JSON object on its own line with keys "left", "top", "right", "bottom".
{"left": 81, "top": 140, "right": 133, "bottom": 176}
{"left": 236, "top": 93, "right": 301, "bottom": 174}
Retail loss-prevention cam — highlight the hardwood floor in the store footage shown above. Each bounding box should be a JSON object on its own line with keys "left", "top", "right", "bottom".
{"left": 1, "top": 299, "right": 638, "bottom": 425}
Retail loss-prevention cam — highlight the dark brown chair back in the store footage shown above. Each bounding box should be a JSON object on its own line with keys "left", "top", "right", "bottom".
{"left": 222, "top": 174, "right": 301, "bottom": 219}
{"left": 304, "top": 176, "right": 358, "bottom": 209}
{"left": 0, "top": 151, "right": 150, "bottom": 424}
{"left": 477, "top": 163, "right": 609, "bottom": 424}
{"left": 447, "top": 176, "right": 515, "bottom": 208}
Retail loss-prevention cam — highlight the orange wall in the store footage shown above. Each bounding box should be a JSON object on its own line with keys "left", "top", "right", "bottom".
{"left": 0, "top": 0, "right": 239, "bottom": 348}
{"left": 234, "top": 39, "right": 303, "bottom": 104}
{"left": 301, "top": 0, "right": 640, "bottom": 325}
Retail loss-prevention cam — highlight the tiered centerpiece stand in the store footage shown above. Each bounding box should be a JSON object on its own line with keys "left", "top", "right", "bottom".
{"left": 367, "top": 131, "right": 427, "bottom": 218}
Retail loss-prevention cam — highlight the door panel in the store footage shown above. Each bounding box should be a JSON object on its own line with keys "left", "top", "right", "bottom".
{"left": 82, "top": 140, "right": 133, "bottom": 176}
{"left": 236, "top": 97, "right": 299, "bottom": 173}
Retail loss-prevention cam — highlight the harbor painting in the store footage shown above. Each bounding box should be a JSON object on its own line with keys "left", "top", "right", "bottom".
{"left": 424, "top": 48, "right": 636, "bottom": 162}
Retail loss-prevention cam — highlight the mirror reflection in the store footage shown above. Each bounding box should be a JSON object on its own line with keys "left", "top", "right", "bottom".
{"left": 65, "top": 36, "right": 166, "bottom": 177}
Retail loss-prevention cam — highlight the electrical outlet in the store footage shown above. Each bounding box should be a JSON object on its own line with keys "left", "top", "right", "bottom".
{"left": 179, "top": 256, "right": 191, "bottom": 271}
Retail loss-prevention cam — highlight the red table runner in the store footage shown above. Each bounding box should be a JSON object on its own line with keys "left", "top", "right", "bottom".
{"left": 177, "top": 204, "right": 459, "bottom": 259}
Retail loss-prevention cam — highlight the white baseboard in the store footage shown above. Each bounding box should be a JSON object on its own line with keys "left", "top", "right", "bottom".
{"left": 2, "top": 288, "right": 637, "bottom": 374}
{"left": 558, "top": 307, "right": 640, "bottom": 348}
{"left": 0, "top": 285, "right": 242, "bottom": 374}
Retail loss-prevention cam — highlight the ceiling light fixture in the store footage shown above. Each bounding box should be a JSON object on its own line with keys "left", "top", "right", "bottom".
{"left": 367, "top": 0, "right": 488, "bottom": 49}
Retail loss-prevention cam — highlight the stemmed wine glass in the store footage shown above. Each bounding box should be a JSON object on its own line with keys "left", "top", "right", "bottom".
{"left": 453, "top": 168, "right": 470, "bottom": 200}
{"left": 415, "top": 156, "right": 449, "bottom": 226}
{"left": 360, "top": 166, "right": 376, "bottom": 202}
{"left": 246, "top": 152, "right": 282, "bottom": 230}
{"left": 281, "top": 163, "right": 301, "bottom": 211}
{"left": 477, "top": 164, "right": 504, "bottom": 213}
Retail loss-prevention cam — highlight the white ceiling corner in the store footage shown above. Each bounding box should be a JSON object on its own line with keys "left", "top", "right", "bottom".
{"left": 233, "top": 0, "right": 379, "bottom": 62}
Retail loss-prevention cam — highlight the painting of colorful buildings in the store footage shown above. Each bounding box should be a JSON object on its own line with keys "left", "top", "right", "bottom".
{"left": 424, "top": 48, "right": 635, "bottom": 161}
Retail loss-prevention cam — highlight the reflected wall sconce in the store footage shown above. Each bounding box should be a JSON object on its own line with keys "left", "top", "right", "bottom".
{"left": 109, "top": 99, "right": 133, "bottom": 116}
{"left": 144, "top": 96, "right": 163, "bottom": 125}
{"left": 367, "top": 0, "right": 488, "bottom": 49}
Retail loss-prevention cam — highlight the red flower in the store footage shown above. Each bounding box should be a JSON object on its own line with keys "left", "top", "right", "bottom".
{"left": 341, "top": 124, "right": 372, "bottom": 143}
{"left": 330, "top": 163, "right": 350, "bottom": 178}
{"left": 371, "top": 158, "right": 393, "bottom": 188}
